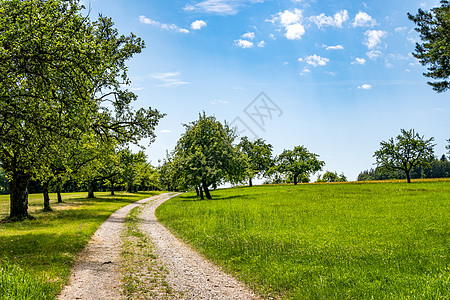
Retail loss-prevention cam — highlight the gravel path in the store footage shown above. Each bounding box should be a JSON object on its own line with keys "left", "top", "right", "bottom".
{"left": 58, "top": 194, "right": 166, "bottom": 300}
{"left": 139, "top": 194, "right": 260, "bottom": 300}
{"left": 58, "top": 193, "right": 260, "bottom": 300}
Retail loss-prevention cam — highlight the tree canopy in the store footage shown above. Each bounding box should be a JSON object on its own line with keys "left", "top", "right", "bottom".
{"left": 408, "top": 0, "right": 450, "bottom": 92}
{"left": 0, "top": 0, "right": 163, "bottom": 219}
{"left": 238, "top": 137, "right": 273, "bottom": 186}
{"left": 172, "top": 113, "right": 247, "bottom": 199}
{"left": 272, "top": 146, "right": 324, "bottom": 185}
{"left": 373, "top": 129, "right": 435, "bottom": 183}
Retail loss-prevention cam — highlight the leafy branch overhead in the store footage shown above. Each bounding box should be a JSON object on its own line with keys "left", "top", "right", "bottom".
{"left": 408, "top": 0, "right": 450, "bottom": 93}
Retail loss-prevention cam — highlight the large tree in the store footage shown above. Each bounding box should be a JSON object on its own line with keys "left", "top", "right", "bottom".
{"left": 238, "top": 137, "right": 273, "bottom": 187}
{"left": 0, "top": 0, "right": 163, "bottom": 220}
{"left": 408, "top": 0, "right": 450, "bottom": 93}
{"left": 272, "top": 146, "right": 324, "bottom": 185}
{"left": 174, "top": 113, "right": 247, "bottom": 199}
{"left": 373, "top": 129, "right": 435, "bottom": 183}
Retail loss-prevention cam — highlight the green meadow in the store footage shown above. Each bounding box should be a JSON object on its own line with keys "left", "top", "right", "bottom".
{"left": 0, "top": 191, "right": 162, "bottom": 299}
{"left": 156, "top": 180, "right": 450, "bottom": 299}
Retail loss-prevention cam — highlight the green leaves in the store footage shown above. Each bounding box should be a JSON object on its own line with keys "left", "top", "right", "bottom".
{"left": 0, "top": 0, "right": 163, "bottom": 217}
{"left": 373, "top": 129, "right": 435, "bottom": 182}
{"left": 169, "top": 113, "right": 247, "bottom": 193}
{"left": 408, "top": 0, "right": 450, "bottom": 92}
{"left": 271, "top": 145, "right": 325, "bottom": 185}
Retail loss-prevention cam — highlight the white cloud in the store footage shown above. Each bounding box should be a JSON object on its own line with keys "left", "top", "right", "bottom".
{"left": 326, "top": 71, "right": 336, "bottom": 76}
{"left": 285, "top": 23, "right": 305, "bottom": 40}
{"left": 269, "top": 33, "right": 276, "bottom": 39}
{"left": 301, "top": 54, "right": 330, "bottom": 67}
{"left": 351, "top": 57, "right": 366, "bottom": 65}
{"left": 183, "top": 0, "right": 263, "bottom": 15}
{"left": 366, "top": 50, "right": 382, "bottom": 59}
{"left": 310, "top": 10, "right": 349, "bottom": 28}
{"left": 234, "top": 39, "right": 254, "bottom": 48}
{"left": 395, "top": 26, "right": 407, "bottom": 34}
{"left": 300, "top": 67, "right": 310, "bottom": 76}
{"left": 258, "top": 41, "right": 266, "bottom": 47}
{"left": 191, "top": 20, "right": 207, "bottom": 30}
{"left": 326, "top": 45, "right": 344, "bottom": 50}
{"left": 352, "top": 11, "right": 376, "bottom": 27}
{"left": 268, "top": 9, "right": 307, "bottom": 40}
{"left": 358, "top": 84, "right": 372, "bottom": 90}
{"left": 279, "top": 8, "right": 303, "bottom": 26}
{"left": 139, "top": 16, "right": 189, "bottom": 34}
{"left": 151, "top": 72, "right": 190, "bottom": 87}
{"left": 160, "top": 130, "right": 172, "bottom": 133}
{"left": 363, "top": 30, "right": 387, "bottom": 49}
{"left": 242, "top": 32, "right": 255, "bottom": 40}
{"left": 210, "top": 99, "right": 230, "bottom": 105}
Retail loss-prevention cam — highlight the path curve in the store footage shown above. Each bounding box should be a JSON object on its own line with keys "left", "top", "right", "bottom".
{"left": 58, "top": 193, "right": 260, "bottom": 299}
{"left": 140, "top": 194, "right": 260, "bottom": 299}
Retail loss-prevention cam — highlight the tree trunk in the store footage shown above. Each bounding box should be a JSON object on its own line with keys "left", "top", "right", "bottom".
{"left": 202, "top": 181, "right": 212, "bottom": 200}
{"left": 42, "top": 181, "right": 52, "bottom": 212}
{"left": 195, "top": 186, "right": 199, "bottom": 197}
{"left": 198, "top": 185, "right": 204, "bottom": 200}
{"left": 9, "top": 171, "right": 32, "bottom": 220}
{"left": 405, "top": 170, "right": 411, "bottom": 183}
{"left": 56, "top": 184, "right": 62, "bottom": 203}
{"left": 110, "top": 180, "right": 115, "bottom": 195}
{"left": 87, "top": 181, "right": 95, "bottom": 198}
{"left": 249, "top": 178, "right": 253, "bottom": 187}
{"left": 293, "top": 174, "right": 298, "bottom": 185}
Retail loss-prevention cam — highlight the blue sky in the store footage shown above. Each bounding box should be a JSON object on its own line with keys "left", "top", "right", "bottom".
{"left": 86, "top": 0, "right": 449, "bottom": 181}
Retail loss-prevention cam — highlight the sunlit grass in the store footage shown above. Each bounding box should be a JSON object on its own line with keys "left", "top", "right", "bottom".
{"left": 156, "top": 181, "right": 450, "bottom": 299}
{"left": 0, "top": 191, "right": 163, "bottom": 299}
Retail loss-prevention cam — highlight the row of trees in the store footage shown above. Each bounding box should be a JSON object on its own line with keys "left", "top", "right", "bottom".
{"left": 158, "top": 113, "right": 329, "bottom": 199}
{"left": 0, "top": 0, "right": 163, "bottom": 219}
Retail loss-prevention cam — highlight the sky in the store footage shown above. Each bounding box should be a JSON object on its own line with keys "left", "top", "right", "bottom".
{"left": 85, "top": 0, "right": 449, "bottom": 181}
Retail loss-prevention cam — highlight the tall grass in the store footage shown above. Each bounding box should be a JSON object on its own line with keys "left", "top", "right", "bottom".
{"left": 156, "top": 180, "right": 450, "bottom": 299}
{"left": 0, "top": 259, "right": 53, "bottom": 300}
{"left": 0, "top": 191, "right": 162, "bottom": 299}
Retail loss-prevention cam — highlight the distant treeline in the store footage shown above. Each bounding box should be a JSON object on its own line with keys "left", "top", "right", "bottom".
{"left": 358, "top": 155, "right": 450, "bottom": 181}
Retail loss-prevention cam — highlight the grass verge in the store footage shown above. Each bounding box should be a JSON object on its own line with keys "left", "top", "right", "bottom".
{"left": 156, "top": 180, "right": 450, "bottom": 299}
{"left": 0, "top": 191, "right": 162, "bottom": 299}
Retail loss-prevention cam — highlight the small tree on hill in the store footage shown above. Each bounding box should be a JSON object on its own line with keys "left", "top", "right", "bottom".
{"left": 373, "top": 129, "right": 435, "bottom": 183}
{"left": 318, "top": 171, "right": 347, "bottom": 182}
{"left": 238, "top": 137, "right": 273, "bottom": 187}
{"left": 272, "top": 146, "right": 324, "bottom": 185}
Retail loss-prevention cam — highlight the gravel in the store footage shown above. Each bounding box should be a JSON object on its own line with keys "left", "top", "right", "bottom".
{"left": 58, "top": 193, "right": 260, "bottom": 300}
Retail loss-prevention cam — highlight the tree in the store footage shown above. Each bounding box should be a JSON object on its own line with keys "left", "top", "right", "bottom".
{"left": 447, "top": 139, "right": 450, "bottom": 157}
{"left": 119, "top": 148, "right": 147, "bottom": 193}
{"left": 0, "top": 167, "right": 8, "bottom": 194}
{"left": 0, "top": 0, "right": 163, "bottom": 219}
{"left": 373, "top": 129, "right": 435, "bottom": 183}
{"left": 238, "top": 137, "right": 273, "bottom": 186}
{"left": 272, "top": 146, "right": 324, "bottom": 185}
{"left": 318, "top": 171, "right": 347, "bottom": 183}
{"left": 408, "top": 1, "right": 450, "bottom": 93}
{"left": 173, "top": 113, "right": 247, "bottom": 199}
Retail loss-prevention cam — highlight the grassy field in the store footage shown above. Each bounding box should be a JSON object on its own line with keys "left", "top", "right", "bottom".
{"left": 156, "top": 180, "right": 450, "bottom": 299}
{"left": 0, "top": 191, "right": 162, "bottom": 299}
